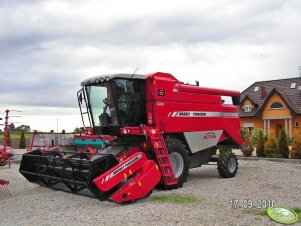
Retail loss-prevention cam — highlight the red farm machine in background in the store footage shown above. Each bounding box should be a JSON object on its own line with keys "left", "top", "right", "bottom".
{"left": 20, "top": 72, "right": 243, "bottom": 203}
{"left": 1, "top": 109, "right": 20, "bottom": 195}
{"left": 0, "top": 109, "right": 18, "bottom": 167}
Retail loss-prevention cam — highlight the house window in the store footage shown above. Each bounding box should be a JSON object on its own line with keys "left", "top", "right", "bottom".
{"left": 290, "top": 83, "right": 296, "bottom": 89}
{"left": 244, "top": 105, "right": 252, "bottom": 112}
{"left": 243, "top": 123, "right": 254, "bottom": 132}
{"left": 254, "top": 86, "right": 259, "bottom": 92}
{"left": 270, "top": 102, "right": 284, "bottom": 109}
{"left": 295, "top": 121, "right": 299, "bottom": 128}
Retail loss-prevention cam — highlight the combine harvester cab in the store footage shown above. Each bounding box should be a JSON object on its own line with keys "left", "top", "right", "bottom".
{"left": 20, "top": 72, "right": 243, "bottom": 203}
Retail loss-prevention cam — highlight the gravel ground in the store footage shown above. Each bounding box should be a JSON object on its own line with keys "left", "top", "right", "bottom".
{"left": 0, "top": 160, "right": 300, "bottom": 226}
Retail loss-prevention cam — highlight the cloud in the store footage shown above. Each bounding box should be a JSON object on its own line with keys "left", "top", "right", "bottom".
{"left": 1, "top": 0, "right": 299, "bottom": 50}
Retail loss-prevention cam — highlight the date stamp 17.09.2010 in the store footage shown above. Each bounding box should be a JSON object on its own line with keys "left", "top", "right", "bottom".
{"left": 230, "top": 199, "right": 276, "bottom": 209}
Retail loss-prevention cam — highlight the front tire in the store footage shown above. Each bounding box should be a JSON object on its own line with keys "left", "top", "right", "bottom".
{"left": 217, "top": 152, "right": 238, "bottom": 178}
{"left": 160, "top": 138, "right": 190, "bottom": 189}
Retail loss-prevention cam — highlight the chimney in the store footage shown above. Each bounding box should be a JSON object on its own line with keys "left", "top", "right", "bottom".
{"left": 260, "top": 86, "right": 267, "bottom": 99}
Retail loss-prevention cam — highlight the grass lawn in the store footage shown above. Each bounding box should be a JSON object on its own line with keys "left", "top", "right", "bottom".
{"left": 0, "top": 133, "right": 31, "bottom": 139}
{"left": 152, "top": 194, "right": 199, "bottom": 204}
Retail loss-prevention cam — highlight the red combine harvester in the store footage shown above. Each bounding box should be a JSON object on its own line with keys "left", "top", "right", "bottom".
{"left": 20, "top": 72, "right": 243, "bottom": 203}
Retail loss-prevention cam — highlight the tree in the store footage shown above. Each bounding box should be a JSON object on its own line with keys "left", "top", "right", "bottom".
{"left": 277, "top": 128, "right": 289, "bottom": 158}
{"left": 290, "top": 132, "right": 301, "bottom": 159}
{"left": 264, "top": 130, "right": 277, "bottom": 158}
{"left": 62, "top": 129, "right": 66, "bottom": 134}
{"left": 19, "top": 130, "right": 27, "bottom": 149}
{"left": 50, "top": 130, "right": 54, "bottom": 134}
{"left": 16, "top": 124, "right": 31, "bottom": 132}
{"left": 256, "top": 129, "right": 265, "bottom": 157}
{"left": 250, "top": 129, "right": 260, "bottom": 146}
{"left": 6, "top": 129, "right": 11, "bottom": 147}
{"left": 9, "top": 123, "right": 15, "bottom": 129}
{"left": 74, "top": 127, "right": 82, "bottom": 134}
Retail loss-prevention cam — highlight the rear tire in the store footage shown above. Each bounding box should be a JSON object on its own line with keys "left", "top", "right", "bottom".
{"left": 217, "top": 152, "right": 238, "bottom": 178}
{"left": 159, "top": 138, "right": 190, "bottom": 189}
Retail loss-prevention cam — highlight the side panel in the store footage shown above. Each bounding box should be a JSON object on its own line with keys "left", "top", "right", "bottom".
{"left": 189, "top": 148, "right": 216, "bottom": 168}
{"left": 184, "top": 130, "right": 223, "bottom": 153}
{"left": 145, "top": 72, "right": 243, "bottom": 146}
{"left": 93, "top": 152, "right": 147, "bottom": 192}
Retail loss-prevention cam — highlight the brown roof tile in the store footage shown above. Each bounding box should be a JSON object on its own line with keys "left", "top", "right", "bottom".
{"left": 239, "top": 77, "right": 301, "bottom": 117}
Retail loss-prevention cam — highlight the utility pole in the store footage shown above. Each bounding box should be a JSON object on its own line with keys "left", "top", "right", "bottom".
{"left": 299, "top": 66, "right": 301, "bottom": 76}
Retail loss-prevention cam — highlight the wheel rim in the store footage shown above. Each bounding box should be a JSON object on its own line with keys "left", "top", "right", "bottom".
{"left": 169, "top": 152, "right": 184, "bottom": 178}
{"left": 228, "top": 158, "right": 236, "bottom": 173}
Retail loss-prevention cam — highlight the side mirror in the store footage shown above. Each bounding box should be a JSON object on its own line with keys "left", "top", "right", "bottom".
{"left": 78, "top": 92, "right": 83, "bottom": 105}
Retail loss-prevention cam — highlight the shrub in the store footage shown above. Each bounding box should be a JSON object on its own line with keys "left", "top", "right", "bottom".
{"left": 256, "top": 129, "right": 265, "bottom": 157}
{"left": 277, "top": 128, "right": 289, "bottom": 158}
{"left": 264, "top": 130, "right": 277, "bottom": 158}
{"left": 290, "top": 132, "right": 301, "bottom": 159}
{"left": 240, "top": 128, "right": 248, "bottom": 141}
{"left": 242, "top": 130, "right": 254, "bottom": 157}
{"left": 264, "top": 134, "right": 268, "bottom": 142}
{"left": 288, "top": 137, "right": 294, "bottom": 146}
{"left": 19, "top": 130, "right": 27, "bottom": 149}
{"left": 250, "top": 129, "right": 260, "bottom": 146}
{"left": 219, "top": 147, "right": 232, "bottom": 156}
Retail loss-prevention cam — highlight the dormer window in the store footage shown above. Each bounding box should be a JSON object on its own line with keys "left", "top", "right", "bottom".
{"left": 244, "top": 105, "right": 252, "bottom": 112}
{"left": 270, "top": 102, "right": 284, "bottom": 109}
{"left": 290, "top": 83, "right": 296, "bottom": 89}
{"left": 254, "top": 86, "right": 259, "bottom": 92}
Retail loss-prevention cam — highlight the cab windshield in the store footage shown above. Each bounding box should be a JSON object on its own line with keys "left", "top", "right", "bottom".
{"left": 86, "top": 78, "right": 146, "bottom": 129}
{"left": 86, "top": 82, "right": 118, "bottom": 127}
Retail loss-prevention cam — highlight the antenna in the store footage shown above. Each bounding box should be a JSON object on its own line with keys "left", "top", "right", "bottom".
{"left": 130, "top": 67, "right": 139, "bottom": 79}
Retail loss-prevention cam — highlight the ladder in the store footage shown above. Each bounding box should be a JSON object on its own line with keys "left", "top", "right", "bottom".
{"left": 147, "top": 129, "right": 177, "bottom": 186}
{"left": 77, "top": 88, "right": 92, "bottom": 128}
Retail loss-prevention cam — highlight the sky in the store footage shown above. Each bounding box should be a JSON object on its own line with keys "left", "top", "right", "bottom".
{"left": 0, "top": 0, "right": 301, "bottom": 132}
